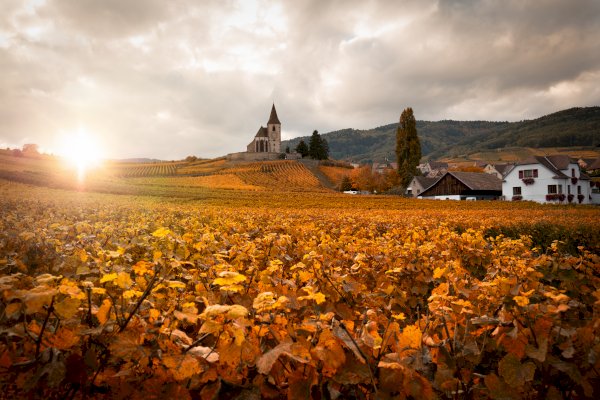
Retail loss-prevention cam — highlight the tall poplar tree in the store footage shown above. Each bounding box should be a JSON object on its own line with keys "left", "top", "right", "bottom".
{"left": 396, "top": 107, "right": 421, "bottom": 188}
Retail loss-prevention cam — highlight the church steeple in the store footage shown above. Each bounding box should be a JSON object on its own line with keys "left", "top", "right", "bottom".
{"left": 267, "top": 103, "right": 281, "bottom": 125}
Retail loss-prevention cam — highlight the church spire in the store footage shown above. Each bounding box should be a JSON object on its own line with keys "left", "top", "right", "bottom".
{"left": 267, "top": 103, "right": 281, "bottom": 125}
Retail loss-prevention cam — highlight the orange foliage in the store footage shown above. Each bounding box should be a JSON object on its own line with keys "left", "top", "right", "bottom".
{"left": 0, "top": 181, "right": 599, "bottom": 398}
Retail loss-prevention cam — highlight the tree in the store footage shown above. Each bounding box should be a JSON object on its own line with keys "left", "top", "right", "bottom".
{"left": 339, "top": 175, "right": 353, "bottom": 191}
{"left": 396, "top": 107, "right": 421, "bottom": 188}
{"left": 308, "top": 130, "right": 329, "bottom": 160}
{"left": 285, "top": 146, "right": 290, "bottom": 154}
{"left": 295, "top": 140, "right": 309, "bottom": 158}
{"left": 321, "top": 138, "right": 329, "bottom": 160}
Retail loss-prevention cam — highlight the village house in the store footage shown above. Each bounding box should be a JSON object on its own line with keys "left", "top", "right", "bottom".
{"left": 418, "top": 161, "right": 448, "bottom": 177}
{"left": 419, "top": 171, "right": 502, "bottom": 200}
{"left": 502, "top": 155, "right": 594, "bottom": 204}
{"left": 372, "top": 162, "right": 398, "bottom": 174}
{"left": 407, "top": 176, "right": 439, "bottom": 197}
{"left": 483, "top": 163, "right": 514, "bottom": 179}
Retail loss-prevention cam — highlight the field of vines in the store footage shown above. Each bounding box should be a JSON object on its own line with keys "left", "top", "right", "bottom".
{"left": 0, "top": 180, "right": 599, "bottom": 399}
{"left": 224, "top": 161, "right": 325, "bottom": 191}
{"left": 111, "top": 162, "right": 184, "bottom": 178}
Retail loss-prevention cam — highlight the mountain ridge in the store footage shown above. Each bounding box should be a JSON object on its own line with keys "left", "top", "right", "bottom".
{"left": 282, "top": 107, "right": 600, "bottom": 163}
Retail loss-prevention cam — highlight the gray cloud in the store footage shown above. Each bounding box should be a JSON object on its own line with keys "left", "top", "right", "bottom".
{"left": 0, "top": 0, "right": 599, "bottom": 159}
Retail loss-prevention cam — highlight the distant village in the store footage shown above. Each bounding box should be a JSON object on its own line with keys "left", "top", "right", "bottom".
{"left": 225, "top": 104, "right": 600, "bottom": 205}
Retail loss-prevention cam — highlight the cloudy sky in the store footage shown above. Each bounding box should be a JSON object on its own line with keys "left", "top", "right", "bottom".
{"left": 1, "top": 0, "right": 599, "bottom": 159}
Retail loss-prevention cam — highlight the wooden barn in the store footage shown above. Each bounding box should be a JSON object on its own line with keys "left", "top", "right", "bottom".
{"left": 418, "top": 171, "right": 502, "bottom": 200}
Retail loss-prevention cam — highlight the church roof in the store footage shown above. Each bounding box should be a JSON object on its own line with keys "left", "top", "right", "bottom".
{"left": 255, "top": 126, "right": 268, "bottom": 137}
{"left": 267, "top": 104, "right": 281, "bottom": 125}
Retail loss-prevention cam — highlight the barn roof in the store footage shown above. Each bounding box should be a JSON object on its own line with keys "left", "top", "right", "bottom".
{"left": 449, "top": 171, "right": 502, "bottom": 191}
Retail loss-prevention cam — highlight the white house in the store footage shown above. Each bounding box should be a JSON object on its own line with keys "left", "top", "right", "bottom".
{"left": 502, "top": 155, "right": 593, "bottom": 204}
{"left": 406, "top": 176, "right": 439, "bottom": 197}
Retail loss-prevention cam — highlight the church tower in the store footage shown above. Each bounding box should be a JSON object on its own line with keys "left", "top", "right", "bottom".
{"left": 266, "top": 104, "right": 281, "bottom": 153}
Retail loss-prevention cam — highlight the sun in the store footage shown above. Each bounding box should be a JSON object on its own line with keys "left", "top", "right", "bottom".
{"left": 58, "top": 129, "right": 104, "bottom": 180}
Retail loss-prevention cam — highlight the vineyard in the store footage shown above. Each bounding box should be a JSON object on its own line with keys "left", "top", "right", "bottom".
{"left": 223, "top": 161, "right": 325, "bottom": 191}
{"left": 109, "top": 162, "right": 185, "bottom": 178}
{"left": 1, "top": 179, "right": 599, "bottom": 399}
{"left": 175, "top": 159, "right": 228, "bottom": 175}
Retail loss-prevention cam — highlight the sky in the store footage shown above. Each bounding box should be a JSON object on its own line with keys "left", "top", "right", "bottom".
{"left": 1, "top": 0, "right": 599, "bottom": 160}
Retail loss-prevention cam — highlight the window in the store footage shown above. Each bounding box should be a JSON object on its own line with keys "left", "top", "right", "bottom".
{"left": 568, "top": 185, "right": 571, "bottom": 195}
{"left": 571, "top": 168, "right": 575, "bottom": 178}
{"left": 518, "top": 169, "right": 538, "bottom": 178}
{"left": 272, "top": 126, "right": 275, "bottom": 131}
{"left": 578, "top": 185, "right": 582, "bottom": 195}
{"left": 547, "top": 185, "right": 563, "bottom": 194}
{"left": 513, "top": 187, "right": 522, "bottom": 195}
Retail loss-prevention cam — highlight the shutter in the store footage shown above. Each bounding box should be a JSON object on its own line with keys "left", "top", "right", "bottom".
{"left": 533, "top": 169, "right": 538, "bottom": 177}
{"left": 519, "top": 170, "right": 523, "bottom": 179}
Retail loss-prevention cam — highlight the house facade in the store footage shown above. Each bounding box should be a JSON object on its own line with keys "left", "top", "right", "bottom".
{"left": 502, "top": 155, "right": 593, "bottom": 204}
{"left": 419, "top": 171, "right": 502, "bottom": 200}
{"left": 407, "top": 176, "right": 438, "bottom": 197}
{"left": 483, "top": 163, "right": 514, "bottom": 180}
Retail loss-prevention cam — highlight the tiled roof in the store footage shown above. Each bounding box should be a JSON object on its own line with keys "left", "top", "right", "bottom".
{"left": 428, "top": 161, "right": 448, "bottom": 169}
{"left": 493, "top": 164, "right": 513, "bottom": 175}
{"left": 449, "top": 172, "right": 502, "bottom": 191}
{"left": 267, "top": 104, "right": 281, "bottom": 125}
{"left": 255, "top": 126, "right": 268, "bottom": 137}
{"left": 587, "top": 157, "right": 600, "bottom": 170}
{"left": 414, "top": 176, "right": 439, "bottom": 189}
{"left": 545, "top": 155, "right": 573, "bottom": 170}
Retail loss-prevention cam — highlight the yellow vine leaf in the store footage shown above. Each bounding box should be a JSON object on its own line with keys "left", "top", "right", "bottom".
{"left": 213, "top": 271, "right": 246, "bottom": 286}
{"left": 100, "top": 273, "right": 118, "bottom": 284}
{"left": 54, "top": 297, "right": 81, "bottom": 319}
{"left": 513, "top": 296, "right": 529, "bottom": 307}
{"left": 152, "top": 227, "right": 172, "bottom": 238}
{"left": 297, "top": 286, "right": 326, "bottom": 304}
{"left": 116, "top": 272, "right": 133, "bottom": 289}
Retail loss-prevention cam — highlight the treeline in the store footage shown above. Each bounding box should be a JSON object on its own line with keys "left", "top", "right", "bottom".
{"left": 292, "top": 130, "right": 329, "bottom": 160}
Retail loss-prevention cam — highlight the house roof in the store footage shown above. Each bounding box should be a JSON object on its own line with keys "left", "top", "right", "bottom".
{"left": 449, "top": 171, "right": 502, "bottom": 191}
{"left": 587, "top": 157, "right": 600, "bottom": 170}
{"left": 428, "top": 161, "right": 448, "bottom": 169}
{"left": 267, "top": 104, "right": 281, "bottom": 125}
{"left": 492, "top": 164, "right": 513, "bottom": 175}
{"left": 545, "top": 155, "right": 574, "bottom": 170}
{"left": 413, "top": 176, "right": 439, "bottom": 189}
{"left": 255, "top": 126, "right": 268, "bottom": 137}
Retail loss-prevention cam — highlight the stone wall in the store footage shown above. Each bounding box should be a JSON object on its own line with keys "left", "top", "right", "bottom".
{"left": 226, "top": 152, "right": 283, "bottom": 161}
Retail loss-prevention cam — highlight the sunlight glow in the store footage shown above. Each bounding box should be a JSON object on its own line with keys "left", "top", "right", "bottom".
{"left": 58, "top": 129, "right": 104, "bottom": 181}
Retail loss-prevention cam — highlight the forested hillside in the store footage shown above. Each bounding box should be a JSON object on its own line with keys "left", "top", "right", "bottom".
{"left": 282, "top": 107, "right": 600, "bottom": 163}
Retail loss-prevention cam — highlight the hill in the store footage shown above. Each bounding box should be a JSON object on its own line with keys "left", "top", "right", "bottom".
{"left": 282, "top": 107, "right": 600, "bottom": 163}
{"left": 0, "top": 152, "right": 336, "bottom": 195}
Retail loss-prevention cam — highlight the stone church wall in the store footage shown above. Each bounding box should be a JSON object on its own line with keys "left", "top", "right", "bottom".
{"left": 226, "top": 152, "right": 282, "bottom": 161}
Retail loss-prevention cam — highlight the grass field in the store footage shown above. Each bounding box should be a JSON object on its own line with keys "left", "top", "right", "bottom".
{"left": 0, "top": 154, "right": 599, "bottom": 399}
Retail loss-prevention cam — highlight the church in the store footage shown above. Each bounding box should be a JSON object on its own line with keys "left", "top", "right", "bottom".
{"left": 246, "top": 104, "right": 281, "bottom": 154}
